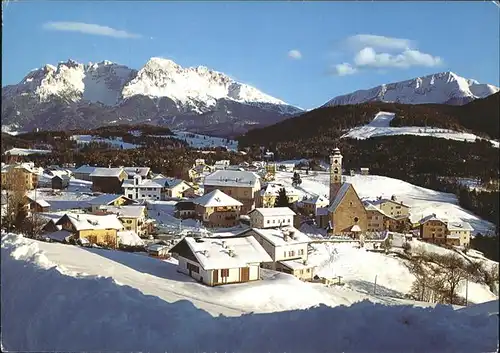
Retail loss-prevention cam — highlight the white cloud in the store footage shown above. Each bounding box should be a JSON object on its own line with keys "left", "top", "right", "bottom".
{"left": 345, "top": 34, "right": 413, "bottom": 51}
{"left": 42, "top": 22, "right": 141, "bottom": 39}
{"left": 332, "top": 34, "right": 443, "bottom": 76}
{"left": 334, "top": 63, "right": 358, "bottom": 76}
{"left": 353, "top": 47, "right": 443, "bottom": 69}
{"left": 288, "top": 49, "right": 302, "bottom": 60}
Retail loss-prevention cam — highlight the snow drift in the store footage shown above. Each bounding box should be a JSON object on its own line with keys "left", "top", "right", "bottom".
{"left": 2, "top": 233, "right": 498, "bottom": 353}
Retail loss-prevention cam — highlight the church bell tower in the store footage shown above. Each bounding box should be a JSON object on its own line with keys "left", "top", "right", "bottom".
{"left": 329, "top": 148, "right": 343, "bottom": 203}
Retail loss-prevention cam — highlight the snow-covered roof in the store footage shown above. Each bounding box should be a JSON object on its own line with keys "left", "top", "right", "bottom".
{"left": 100, "top": 205, "right": 146, "bottom": 218}
{"left": 123, "top": 167, "right": 150, "bottom": 177}
{"left": 183, "top": 236, "right": 272, "bottom": 270}
{"left": 35, "top": 199, "right": 51, "bottom": 208}
{"left": 447, "top": 221, "right": 473, "bottom": 231}
{"left": 351, "top": 225, "right": 361, "bottom": 232}
{"left": 249, "top": 207, "right": 296, "bottom": 217}
{"left": 249, "top": 226, "right": 310, "bottom": 247}
{"left": 157, "top": 177, "right": 187, "bottom": 189}
{"left": 117, "top": 231, "right": 145, "bottom": 246}
{"left": 302, "top": 195, "right": 329, "bottom": 205}
{"left": 47, "top": 230, "right": 73, "bottom": 242}
{"left": 122, "top": 179, "right": 163, "bottom": 189}
{"left": 74, "top": 165, "right": 97, "bottom": 174}
{"left": 260, "top": 183, "right": 299, "bottom": 197}
{"left": 89, "top": 167, "right": 124, "bottom": 178}
{"left": 279, "top": 259, "right": 315, "bottom": 270}
{"left": 328, "top": 183, "right": 352, "bottom": 213}
{"left": 194, "top": 189, "right": 243, "bottom": 207}
{"left": 87, "top": 194, "right": 129, "bottom": 206}
{"left": 58, "top": 213, "right": 124, "bottom": 231}
{"left": 371, "top": 198, "right": 409, "bottom": 208}
{"left": 204, "top": 170, "right": 260, "bottom": 188}
{"left": 146, "top": 243, "right": 169, "bottom": 252}
{"left": 419, "top": 214, "right": 447, "bottom": 224}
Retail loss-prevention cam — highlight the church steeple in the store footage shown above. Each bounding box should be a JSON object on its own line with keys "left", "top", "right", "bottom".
{"left": 329, "top": 147, "right": 343, "bottom": 203}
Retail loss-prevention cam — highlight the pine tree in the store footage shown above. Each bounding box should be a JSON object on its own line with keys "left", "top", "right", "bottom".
{"left": 274, "top": 188, "right": 291, "bottom": 208}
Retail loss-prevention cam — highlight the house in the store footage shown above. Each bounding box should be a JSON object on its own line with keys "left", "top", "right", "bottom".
{"left": 169, "top": 235, "right": 272, "bottom": 286}
{"left": 327, "top": 183, "right": 368, "bottom": 236}
{"left": 315, "top": 207, "right": 329, "bottom": 228}
{"left": 156, "top": 177, "right": 192, "bottom": 199}
{"left": 122, "top": 176, "right": 163, "bottom": 200}
{"left": 26, "top": 197, "right": 51, "bottom": 213}
{"left": 370, "top": 197, "right": 410, "bottom": 219}
{"left": 360, "top": 167, "right": 370, "bottom": 175}
{"left": 55, "top": 213, "right": 124, "bottom": 248}
{"left": 73, "top": 165, "right": 97, "bottom": 181}
{"left": 46, "top": 229, "right": 73, "bottom": 243}
{"left": 248, "top": 207, "right": 296, "bottom": 229}
{"left": 90, "top": 167, "right": 127, "bottom": 194}
{"left": 146, "top": 243, "right": 170, "bottom": 258}
{"left": 117, "top": 230, "right": 145, "bottom": 248}
{"left": 195, "top": 158, "right": 205, "bottom": 166}
{"left": 51, "top": 175, "right": 70, "bottom": 190}
{"left": 203, "top": 170, "right": 261, "bottom": 214}
{"left": 213, "top": 160, "right": 230, "bottom": 170}
{"left": 86, "top": 194, "right": 136, "bottom": 212}
{"left": 123, "top": 167, "right": 151, "bottom": 180}
{"left": 97, "top": 205, "right": 151, "bottom": 237}
{"left": 188, "top": 164, "right": 214, "bottom": 183}
{"left": 175, "top": 201, "right": 196, "bottom": 219}
{"left": 239, "top": 227, "right": 315, "bottom": 281}
{"left": 257, "top": 183, "right": 300, "bottom": 208}
{"left": 446, "top": 221, "right": 473, "bottom": 247}
{"left": 1, "top": 164, "right": 39, "bottom": 190}
{"left": 418, "top": 214, "right": 448, "bottom": 245}
{"left": 300, "top": 195, "right": 329, "bottom": 216}
{"left": 193, "top": 189, "right": 243, "bottom": 228}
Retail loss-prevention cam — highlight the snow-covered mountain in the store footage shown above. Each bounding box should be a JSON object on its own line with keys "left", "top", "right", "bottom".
{"left": 1, "top": 58, "right": 302, "bottom": 137}
{"left": 324, "top": 72, "right": 499, "bottom": 107}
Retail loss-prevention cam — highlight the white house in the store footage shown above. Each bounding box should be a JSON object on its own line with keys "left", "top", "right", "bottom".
{"left": 447, "top": 221, "right": 473, "bottom": 247}
{"left": 248, "top": 207, "right": 296, "bottom": 229}
{"left": 277, "top": 163, "right": 295, "bottom": 172}
{"left": 122, "top": 175, "right": 163, "bottom": 200}
{"left": 240, "top": 226, "right": 314, "bottom": 281}
{"left": 169, "top": 235, "right": 272, "bottom": 286}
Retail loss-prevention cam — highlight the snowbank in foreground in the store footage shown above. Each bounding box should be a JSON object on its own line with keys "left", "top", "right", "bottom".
{"left": 1, "top": 234, "right": 497, "bottom": 353}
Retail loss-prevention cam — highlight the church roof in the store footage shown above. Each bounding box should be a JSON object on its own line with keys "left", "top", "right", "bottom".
{"left": 328, "top": 183, "right": 352, "bottom": 213}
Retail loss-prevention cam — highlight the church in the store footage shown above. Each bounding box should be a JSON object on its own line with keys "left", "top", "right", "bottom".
{"left": 324, "top": 148, "right": 368, "bottom": 236}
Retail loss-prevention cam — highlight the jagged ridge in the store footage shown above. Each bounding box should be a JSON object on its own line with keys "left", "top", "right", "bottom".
{"left": 324, "top": 72, "right": 499, "bottom": 107}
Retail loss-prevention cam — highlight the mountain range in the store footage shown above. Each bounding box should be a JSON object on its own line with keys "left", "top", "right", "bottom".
{"left": 2, "top": 58, "right": 499, "bottom": 137}
{"left": 1, "top": 58, "right": 302, "bottom": 137}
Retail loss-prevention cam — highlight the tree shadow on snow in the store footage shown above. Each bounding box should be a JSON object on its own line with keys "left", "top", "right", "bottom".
{"left": 81, "top": 247, "right": 196, "bottom": 284}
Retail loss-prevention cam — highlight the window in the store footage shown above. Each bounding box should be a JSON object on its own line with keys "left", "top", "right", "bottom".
{"left": 306, "top": 269, "right": 310, "bottom": 273}
{"left": 354, "top": 217, "right": 359, "bottom": 223}
{"left": 267, "top": 220, "right": 270, "bottom": 224}
{"left": 221, "top": 269, "right": 229, "bottom": 277}
{"left": 298, "top": 249, "right": 304, "bottom": 256}
{"left": 284, "top": 251, "right": 287, "bottom": 258}
{"left": 187, "top": 263, "right": 199, "bottom": 273}
{"left": 289, "top": 250, "right": 295, "bottom": 257}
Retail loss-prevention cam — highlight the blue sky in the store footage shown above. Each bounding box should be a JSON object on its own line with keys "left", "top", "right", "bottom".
{"left": 2, "top": 1, "right": 499, "bottom": 109}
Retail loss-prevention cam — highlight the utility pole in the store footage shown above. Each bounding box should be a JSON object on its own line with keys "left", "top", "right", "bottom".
{"left": 465, "top": 275, "right": 469, "bottom": 306}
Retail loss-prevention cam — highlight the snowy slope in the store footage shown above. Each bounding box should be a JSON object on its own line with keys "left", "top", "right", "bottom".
{"left": 171, "top": 130, "right": 238, "bottom": 151}
{"left": 324, "top": 72, "right": 499, "bottom": 107}
{"left": 122, "top": 57, "right": 289, "bottom": 109}
{"left": 342, "top": 112, "right": 500, "bottom": 147}
{"left": 2, "top": 233, "right": 498, "bottom": 352}
{"left": 274, "top": 171, "right": 495, "bottom": 235}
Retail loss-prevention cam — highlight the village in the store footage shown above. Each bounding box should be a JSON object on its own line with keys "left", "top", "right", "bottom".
{"left": 1, "top": 148, "right": 476, "bottom": 287}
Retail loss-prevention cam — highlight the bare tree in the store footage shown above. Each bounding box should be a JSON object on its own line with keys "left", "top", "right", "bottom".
{"left": 1, "top": 167, "right": 29, "bottom": 232}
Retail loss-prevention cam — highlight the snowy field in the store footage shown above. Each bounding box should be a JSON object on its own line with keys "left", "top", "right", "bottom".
{"left": 2, "top": 233, "right": 498, "bottom": 352}
{"left": 171, "top": 130, "right": 238, "bottom": 151}
{"left": 342, "top": 112, "right": 500, "bottom": 148}
{"left": 274, "top": 171, "right": 495, "bottom": 235}
{"left": 70, "top": 135, "right": 139, "bottom": 149}
{"left": 4, "top": 148, "right": 52, "bottom": 156}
